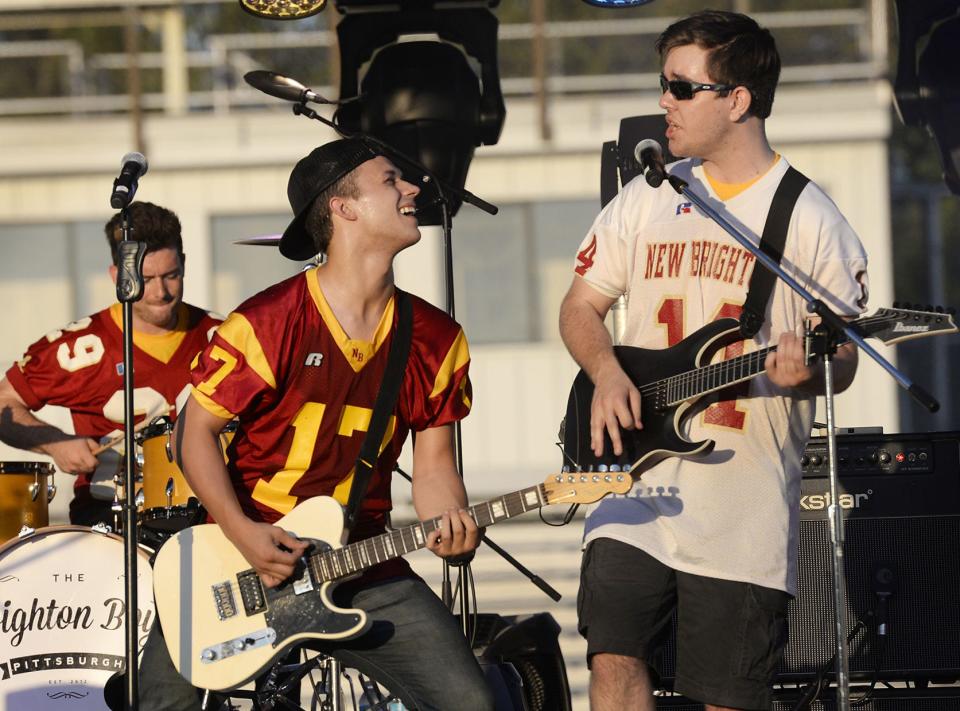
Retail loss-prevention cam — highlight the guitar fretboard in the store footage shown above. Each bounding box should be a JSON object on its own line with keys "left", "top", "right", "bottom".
{"left": 652, "top": 345, "right": 776, "bottom": 407}
{"left": 306, "top": 484, "right": 547, "bottom": 583}
{"left": 635, "top": 313, "right": 899, "bottom": 408}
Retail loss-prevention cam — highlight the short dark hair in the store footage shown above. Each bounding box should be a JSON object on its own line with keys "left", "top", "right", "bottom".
{"left": 303, "top": 171, "right": 361, "bottom": 256}
{"left": 104, "top": 201, "right": 184, "bottom": 266}
{"left": 656, "top": 10, "right": 781, "bottom": 119}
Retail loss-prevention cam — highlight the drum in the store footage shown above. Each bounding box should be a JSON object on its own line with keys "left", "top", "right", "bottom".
{"left": 0, "top": 463, "right": 56, "bottom": 545}
{"left": 136, "top": 420, "right": 235, "bottom": 532}
{"left": 0, "top": 526, "right": 155, "bottom": 710}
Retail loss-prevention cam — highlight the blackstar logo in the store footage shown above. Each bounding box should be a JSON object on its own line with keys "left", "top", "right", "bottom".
{"left": 800, "top": 490, "right": 872, "bottom": 511}
{"left": 893, "top": 322, "right": 930, "bottom": 333}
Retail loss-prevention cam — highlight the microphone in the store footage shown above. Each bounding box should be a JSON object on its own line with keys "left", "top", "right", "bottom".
{"left": 634, "top": 138, "right": 667, "bottom": 188}
{"left": 244, "top": 70, "right": 332, "bottom": 105}
{"left": 110, "top": 152, "right": 148, "bottom": 209}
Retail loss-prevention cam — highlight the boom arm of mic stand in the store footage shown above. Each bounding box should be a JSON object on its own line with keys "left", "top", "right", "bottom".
{"left": 291, "top": 103, "right": 498, "bottom": 216}
{"left": 665, "top": 174, "right": 938, "bottom": 412}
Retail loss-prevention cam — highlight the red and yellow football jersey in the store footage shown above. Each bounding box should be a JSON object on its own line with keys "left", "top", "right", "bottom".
{"left": 190, "top": 269, "right": 472, "bottom": 578}
{"left": 6, "top": 303, "right": 222, "bottom": 518}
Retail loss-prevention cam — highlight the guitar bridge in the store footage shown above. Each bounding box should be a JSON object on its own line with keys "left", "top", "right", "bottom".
{"left": 212, "top": 581, "right": 237, "bottom": 620}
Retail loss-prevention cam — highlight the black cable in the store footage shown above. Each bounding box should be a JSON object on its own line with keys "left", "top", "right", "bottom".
{"left": 791, "top": 616, "right": 869, "bottom": 711}
{"left": 851, "top": 594, "right": 890, "bottom": 707}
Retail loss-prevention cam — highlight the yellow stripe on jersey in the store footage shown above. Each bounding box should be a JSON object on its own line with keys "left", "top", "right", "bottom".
{"left": 190, "top": 387, "right": 236, "bottom": 420}
{"left": 430, "top": 329, "right": 470, "bottom": 400}
{"left": 110, "top": 303, "right": 188, "bottom": 364}
{"left": 214, "top": 312, "right": 277, "bottom": 390}
{"left": 306, "top": 267, "right": 395, "bottom": 373}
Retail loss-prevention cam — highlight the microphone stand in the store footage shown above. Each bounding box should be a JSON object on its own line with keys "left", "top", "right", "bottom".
{"left": 659, "top": 170, "right": 938, "bottom": 711}
{"left": 114, "top": 207, "right": 147, "bottom": 711}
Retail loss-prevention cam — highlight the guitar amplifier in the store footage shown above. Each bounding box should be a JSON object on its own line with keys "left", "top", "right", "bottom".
{"left": 652, "top": 430, "right": 960, "bottom": 686}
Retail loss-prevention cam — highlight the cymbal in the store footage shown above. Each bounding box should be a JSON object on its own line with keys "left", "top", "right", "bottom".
{"left": 234, "top": 234, "right": 281, "bottom": 246}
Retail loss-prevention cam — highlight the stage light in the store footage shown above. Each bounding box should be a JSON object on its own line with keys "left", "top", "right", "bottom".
{"left": 239, "top": 0, "right": 327, "bottom": 20}
{"left": 334, "top": 0, "right": 505, "bottom": 225}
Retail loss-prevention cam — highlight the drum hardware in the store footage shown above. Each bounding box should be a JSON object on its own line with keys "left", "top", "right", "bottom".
{"left": 217, "top": 652, "right": 403, "bottom": 711}
{"left": 27, "top": 476, "right": 56, "bottom": 503}
{"left": 17, "top": 524, "right": 35, "bottom": 538}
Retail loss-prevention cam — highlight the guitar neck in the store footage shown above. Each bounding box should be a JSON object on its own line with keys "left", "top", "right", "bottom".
{"left": 307, "top": 484, "right": 547, "bottom": 583}
{"left": 656, "top": 323, "right": 866, "bottom": 405}
{"left": 655, "top": 344, "right": 777, "bottom": 406}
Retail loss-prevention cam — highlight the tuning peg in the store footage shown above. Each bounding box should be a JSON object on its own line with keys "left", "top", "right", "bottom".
{"left": 926, "top": 304, "right": 934, "bottom": 312}
{"left": 936, "top": 305, "right": 944, "bottom": 313}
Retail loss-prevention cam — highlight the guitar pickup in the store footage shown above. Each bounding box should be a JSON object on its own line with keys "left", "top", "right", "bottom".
{"left": 212, "top": 581, "right": 237, "bottom": 620}
{"left": 237, "top": 569, "right": 266, "bottom": 615}
{"left": 200, "top": 628, "right": 276, "bottom": 664}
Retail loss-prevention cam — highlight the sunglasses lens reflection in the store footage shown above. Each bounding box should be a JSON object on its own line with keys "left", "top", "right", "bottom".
{"left": 659, "top": 75, "right": 694, "bottom": 100}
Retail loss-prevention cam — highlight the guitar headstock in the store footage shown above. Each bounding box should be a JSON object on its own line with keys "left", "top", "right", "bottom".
{"left": 541, "top": 470, "right": 634, "bottom": 505}
{"left": 857, "top": 304, "right": 958, "bottom": 345}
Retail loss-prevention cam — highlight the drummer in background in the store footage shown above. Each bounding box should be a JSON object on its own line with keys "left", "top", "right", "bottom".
{"left": 0, "top": 202, "right": 222, "bottom": 527}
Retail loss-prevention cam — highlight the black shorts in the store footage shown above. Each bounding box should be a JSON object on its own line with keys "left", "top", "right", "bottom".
{"left": 577, "top": 537, "right": 790, "bottom": 711}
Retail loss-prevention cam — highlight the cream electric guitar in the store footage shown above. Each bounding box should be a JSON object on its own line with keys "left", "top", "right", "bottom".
{"left": 152, "top": 473, "right": 632, "bottom": 691}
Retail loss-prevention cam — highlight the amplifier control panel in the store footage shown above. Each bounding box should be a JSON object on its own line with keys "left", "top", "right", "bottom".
{"left": 801, "top": 439, "right": 934, "bottom": 477}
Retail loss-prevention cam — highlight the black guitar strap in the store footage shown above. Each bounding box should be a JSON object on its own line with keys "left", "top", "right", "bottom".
{"left": 343, "top": 290, "right": 413, "bottom": 533}
{"left": 739, "top": 165, "right": 810, "bottom": 338}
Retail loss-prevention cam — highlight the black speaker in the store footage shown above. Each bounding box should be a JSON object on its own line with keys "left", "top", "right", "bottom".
{"left": 783, "top": 431, "right": 960, "bottom": 682}
{"left": 652, "top": 431, "right": 960, "bottom": 686}
{"left": 461, "top": 612, "right": 573, "bottom": 711}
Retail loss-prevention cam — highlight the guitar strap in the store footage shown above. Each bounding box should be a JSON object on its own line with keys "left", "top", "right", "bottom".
{"left": 343, "top": 289, "right": 413, "bottom": 533}
{"left": 739, "top": 165, "right": 810, "bottom": 338}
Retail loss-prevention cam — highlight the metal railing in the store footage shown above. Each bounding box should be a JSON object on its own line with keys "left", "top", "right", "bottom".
{"left": 0, "top": 1, "right": 888, "bottom": 118}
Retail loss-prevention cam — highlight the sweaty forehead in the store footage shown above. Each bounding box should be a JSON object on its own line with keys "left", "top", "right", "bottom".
{"left": 361, "top": 154, "right": 404, "bottom": 179}
{"left": 142, "top": 247, "right": 182, "bottom": 274}
{"left": 663, "top": 44, "right": 714, "bottom": 82}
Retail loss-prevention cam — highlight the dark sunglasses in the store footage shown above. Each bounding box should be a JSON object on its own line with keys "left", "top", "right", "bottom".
{"left": 659, "top": 74, "right": 735, "bottom": 100}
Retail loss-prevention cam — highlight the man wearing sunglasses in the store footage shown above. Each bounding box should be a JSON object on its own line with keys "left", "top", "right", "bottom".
{"left": 560, "top": 10, "right": 868, "bottom": 711}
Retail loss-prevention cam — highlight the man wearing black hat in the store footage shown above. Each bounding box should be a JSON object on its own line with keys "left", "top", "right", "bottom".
{"left": 138, "top": 137, "right": 494, "bottom": 710}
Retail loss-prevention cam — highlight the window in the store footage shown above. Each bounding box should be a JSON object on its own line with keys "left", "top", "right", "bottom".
{"left": 451, "top": 198, "right": 598, "bottom": 344}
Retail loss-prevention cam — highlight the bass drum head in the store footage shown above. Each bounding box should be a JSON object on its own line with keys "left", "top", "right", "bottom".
{"left": 0, "top": 526, "right": 155, "bottom": 710}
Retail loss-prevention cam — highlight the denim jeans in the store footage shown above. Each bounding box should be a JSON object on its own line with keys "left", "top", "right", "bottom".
{"left": 139, "top": 576, "right": 495, "bottom": 711}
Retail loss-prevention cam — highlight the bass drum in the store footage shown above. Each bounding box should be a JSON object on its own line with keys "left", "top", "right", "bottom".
{"left": 0, "top": 526, "right": 155, "bottom": 710}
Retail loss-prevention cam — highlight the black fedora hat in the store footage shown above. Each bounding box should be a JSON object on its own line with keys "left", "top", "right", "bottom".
{"left": 279, "top": 136, "right": 381, "bottom": 260}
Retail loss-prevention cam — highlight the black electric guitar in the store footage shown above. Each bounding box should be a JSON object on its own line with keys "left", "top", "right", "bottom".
{"left": 152, "top": 472, "right": 632, "bottom": 691}
{"left": 562, "top": 305, "right": 957, "bottom": 473}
